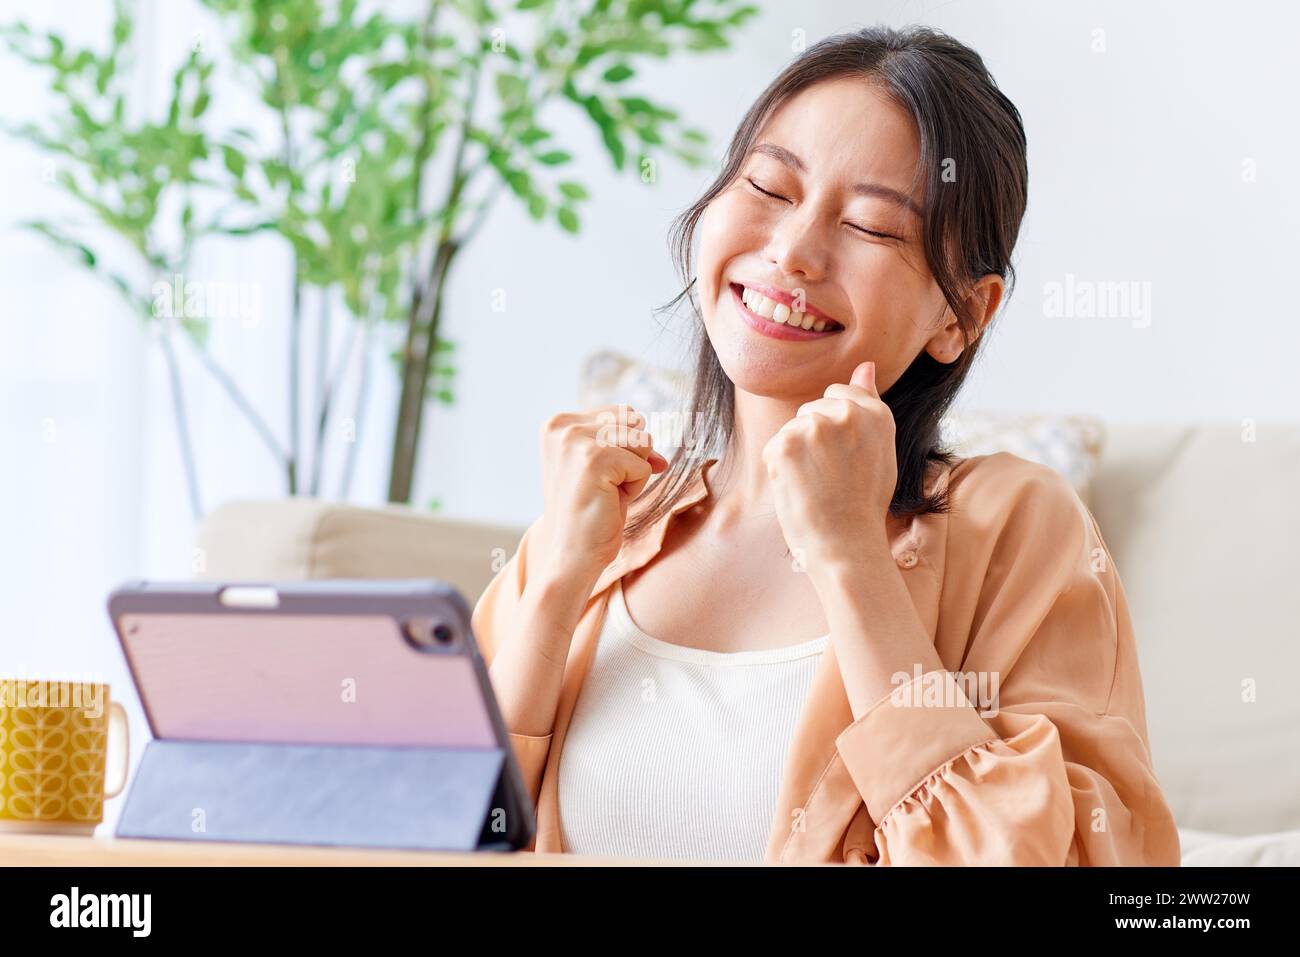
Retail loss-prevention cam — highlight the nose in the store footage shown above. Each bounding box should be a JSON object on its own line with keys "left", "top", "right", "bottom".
{"left": 763, "top": 201, "right": 829, "bottom": 283}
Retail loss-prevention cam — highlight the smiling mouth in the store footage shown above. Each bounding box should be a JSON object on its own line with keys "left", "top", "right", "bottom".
{"left": 728, "top": 282, "right": 845, "bottom": 336}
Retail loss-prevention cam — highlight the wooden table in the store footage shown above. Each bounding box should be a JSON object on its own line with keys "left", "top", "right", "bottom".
{"left": 0, "top": 832, "right": 764, "bottom": 866}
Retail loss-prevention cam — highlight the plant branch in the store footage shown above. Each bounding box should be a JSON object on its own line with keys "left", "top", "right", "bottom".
{"left": 156, "top": 322, "right": 203, "bottom": 521}
{"left": 179, "top": 331, "right": 290, "bottom": 466}
{"left": 275, "top": 54, "right": 301, "bottom": 496}
{"left": 338, "top": 295, "right": 383, "bottom": 501}
{"left": 386, "top": 33, "right": 485, "bottom": 502}
{"left": 309, "top": 285, "right": 332, "bottom": 496}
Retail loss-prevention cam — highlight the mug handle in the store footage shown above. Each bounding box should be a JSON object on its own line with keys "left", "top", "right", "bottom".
{"left": 104, "top": 701, "right": 131, "bottom": 799}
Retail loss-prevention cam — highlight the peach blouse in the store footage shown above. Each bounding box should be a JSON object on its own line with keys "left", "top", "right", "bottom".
{"left": 471, "top": 451, "right": 1182, "bottom": 865}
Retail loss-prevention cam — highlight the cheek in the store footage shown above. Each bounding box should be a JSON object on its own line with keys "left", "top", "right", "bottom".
{"left": 695, "top": 205, "right": 725, "bottom": 310}
{"left": 847, "top": 253, "right": 936, "bottom": 330}
{"left": 695, "top": 203, "right": 732, "bottom": 324}
{"left": 839, "top": 255, "right": 944, "bottom": 373}
{"left": 698, "top": 192, "right": 765, "bottom": 288}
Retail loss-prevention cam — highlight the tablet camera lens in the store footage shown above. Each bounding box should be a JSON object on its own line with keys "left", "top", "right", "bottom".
{"left": 403, "top": 618, "right": 454, "bottom": 651}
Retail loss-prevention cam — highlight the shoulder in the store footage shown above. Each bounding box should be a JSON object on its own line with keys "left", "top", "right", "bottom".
{"left": 947, "top": 449, "right": 1082, "bottom": 502}
{"left": 943, "top": 451, "right": 1094, "bottom": 556}
{"left": 937, "top": 457, "right": 1126, "bottom": 714}
{"left": 936, "top": 454, "right": 1122, "bottom": 674}
{"left": 947, "top": 450, "right": 1087, "bottom": 519}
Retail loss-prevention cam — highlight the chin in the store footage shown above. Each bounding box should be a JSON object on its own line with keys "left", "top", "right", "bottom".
{"left": 711, "top": 340, "right": 818, "bottom": 401}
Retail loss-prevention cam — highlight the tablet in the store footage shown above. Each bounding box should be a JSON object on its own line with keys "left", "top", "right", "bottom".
{"left": 106, "top": 579, "right": 536, "bottom": 852}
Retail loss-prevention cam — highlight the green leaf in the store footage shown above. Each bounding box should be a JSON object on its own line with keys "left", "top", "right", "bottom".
{"left": 221, "top": 221, "right": 277, "bottom": 236}
{"left": 686, "top": 24, "right": 729, "bottom": 52}
{"left": 599, "top": 125, "right": 624, "bottom": 170}
{"left": 221, "top": 144, "right": 246, "bottom": 178}
{"left": 618, "top": 96, "right": 662, "bottom": 117}
{"left": 578, "top": 94, "right": 625, "bottom": 170}
{"left": 368, "top": 62, "right": 410, "bottom": 91}
{"left": 602, "top": 63, "right": 634, "bottom": 83}
{"left": 557, "top": 181, "right": 588, "bottom": 200}
{"left": 263, "top": 159, "right": 291, "bottom": 188}
{"left": 535, "top": 150, "right": 571, "bottom": 166}
{"left": 726, "top": 4, "right": 762, "bottom": 25}
{"left": 504, "top": 169, "right": 531, "bottom": 199}
{"left": 526, "top": 193, "right": 546, "bottom": 220}
{"left": 581, "top": 93, "right": 611, "bottom": 125}
{"left": 495, "top": 72, "right": 527, "bottom": 106}
{"left": 557, "top": 206, "right": 579, "bottom": 233}
{"left": 111, "top": 10, "right": 130, "bottom": 47}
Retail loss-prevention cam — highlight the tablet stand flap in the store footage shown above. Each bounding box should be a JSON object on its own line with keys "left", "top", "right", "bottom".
{"left": 114, "top": 739, "right": 507, "bottom": 853}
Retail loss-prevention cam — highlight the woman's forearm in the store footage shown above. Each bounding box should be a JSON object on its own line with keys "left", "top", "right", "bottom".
{"left": 487, "top": 569, "right": 598, "bottom": 738}
{"left": 808, "top": 528, "right": 946, "bottom": 721}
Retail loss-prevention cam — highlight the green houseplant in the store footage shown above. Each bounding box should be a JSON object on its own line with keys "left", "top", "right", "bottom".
{"left": 2, "top": 4, "right": 238, "bottom": 519}
{"left": 3, "top": 0, "right": 758, "bottom": 513}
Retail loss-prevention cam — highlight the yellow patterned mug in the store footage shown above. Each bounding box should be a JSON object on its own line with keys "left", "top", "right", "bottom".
{"left": 0, "top": 679, "right": 130, "bottom": 834}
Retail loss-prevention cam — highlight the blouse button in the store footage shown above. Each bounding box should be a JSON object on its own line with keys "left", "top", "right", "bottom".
{"left": 897, "top": 549, "right": 918, "bottom": 569}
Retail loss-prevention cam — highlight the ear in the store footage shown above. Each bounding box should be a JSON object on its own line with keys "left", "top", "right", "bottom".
{"left": 924, "top": 273, "right": 1005, "bottom": 364}
{"left": 971, "top": 273, "right": 1006, "bottom": 332}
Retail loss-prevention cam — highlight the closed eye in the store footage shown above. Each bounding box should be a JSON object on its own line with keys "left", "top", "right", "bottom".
{"left": 748, "top": 177, "right": 899, "bottom": 240}
{"left": 746, "top": 177, "right": 789, "bottom": 202}
{"left": 847, "top": 222, "right": 900, "bottom": 241}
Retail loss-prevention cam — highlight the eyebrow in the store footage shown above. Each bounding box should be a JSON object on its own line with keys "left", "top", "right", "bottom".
{"left": 749, "top": 142, "right": 923, "bottom": 218}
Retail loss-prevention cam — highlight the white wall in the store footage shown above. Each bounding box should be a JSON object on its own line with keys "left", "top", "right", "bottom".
{"left": 1, "top": 0, "right": 1297, "bottom": 831}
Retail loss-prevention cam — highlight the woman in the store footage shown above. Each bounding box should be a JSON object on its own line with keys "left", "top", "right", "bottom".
{"left": 472, "top": 25, "right": 1181, "bottom": 865}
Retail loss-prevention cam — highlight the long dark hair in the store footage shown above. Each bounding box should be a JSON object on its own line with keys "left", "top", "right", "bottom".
{"left": 624, "top": 24, "right": 1029, "bottom": 542}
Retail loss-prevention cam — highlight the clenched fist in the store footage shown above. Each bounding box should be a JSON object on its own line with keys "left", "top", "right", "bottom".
{"left": 762, "top": 360, "right": 897, "bottom": 574}
{"left": 533, "top": 404, "right": 669, "bottom": 588}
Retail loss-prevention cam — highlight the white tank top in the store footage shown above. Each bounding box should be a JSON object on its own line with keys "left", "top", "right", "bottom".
{"left": 557, "top": 578, "right": 829, "bottom": 862}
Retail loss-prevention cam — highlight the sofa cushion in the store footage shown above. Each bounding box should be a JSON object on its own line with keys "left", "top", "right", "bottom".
{"left": 939, "top": 410, "right": 1104, "bottom": 506}
{"left": 1091, "top": 421, "right": 1300, "bottom": 836}
{"left": 1179, "top": 826, "right": 1300, "bottom": 866}
{"left": 195, "top": 499, "right": 526, "bottom": 608}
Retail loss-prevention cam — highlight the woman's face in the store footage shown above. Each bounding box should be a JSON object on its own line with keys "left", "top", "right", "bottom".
{"left": 696, "top": 76, "right": 999, "bottom": 401}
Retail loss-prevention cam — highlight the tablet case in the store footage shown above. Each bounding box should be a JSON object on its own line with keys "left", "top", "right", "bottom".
{"left": 106, "top": 580, "right": 536, "bottom": 853}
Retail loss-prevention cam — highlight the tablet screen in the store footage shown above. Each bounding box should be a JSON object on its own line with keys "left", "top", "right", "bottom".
{"left": 116, "top": 611, "right": 498, "bottom": 750}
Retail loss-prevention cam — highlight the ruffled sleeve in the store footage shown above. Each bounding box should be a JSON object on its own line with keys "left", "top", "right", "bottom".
{"left": 470, "top": 516, "right": 553, "bottom": 809}
{"left": 833, "top": 455, "right": 1182, "bottom": 866}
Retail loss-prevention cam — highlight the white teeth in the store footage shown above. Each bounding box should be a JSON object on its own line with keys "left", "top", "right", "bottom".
{"left": 739, "top": 286, "right": 837, "bottom": 331}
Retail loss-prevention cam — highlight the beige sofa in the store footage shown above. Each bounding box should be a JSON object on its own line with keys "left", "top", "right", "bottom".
{"left": 195, "top": 420, "right": 1300, "bottom": 866}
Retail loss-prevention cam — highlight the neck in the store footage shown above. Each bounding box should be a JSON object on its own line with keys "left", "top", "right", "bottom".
{"left": 706, "top": 388, "right": 805, "bottom": 531}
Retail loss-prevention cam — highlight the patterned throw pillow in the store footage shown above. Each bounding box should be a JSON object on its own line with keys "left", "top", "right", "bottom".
{"left": 579, "top": 350, "right": 688, "bottom": 414}
{"left": 579, "top": 350, "right": 1106, "bottom": 505}
{"left": 939, "top": 411, "right": 1105, "bottom": 506}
